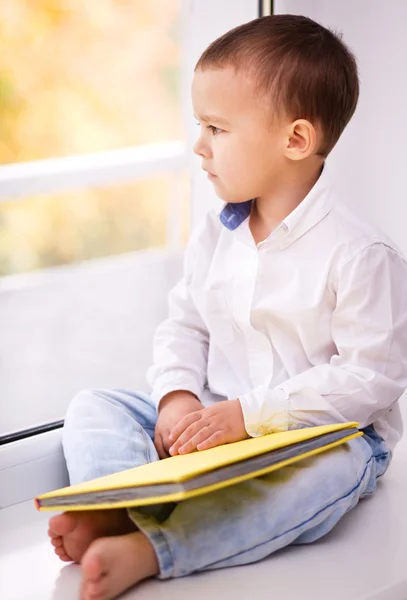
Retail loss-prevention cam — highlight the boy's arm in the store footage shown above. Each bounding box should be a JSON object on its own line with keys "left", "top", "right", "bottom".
{"left": 147, "top": 232, "right": 209, "bottom": 410}
{"left": 239, "top": 243, "right": 407, "bottom": 437}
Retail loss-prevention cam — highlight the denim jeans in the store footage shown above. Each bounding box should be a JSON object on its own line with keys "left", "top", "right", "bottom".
{"left": 62, "top": 388, "right": 391, "bottom": 579}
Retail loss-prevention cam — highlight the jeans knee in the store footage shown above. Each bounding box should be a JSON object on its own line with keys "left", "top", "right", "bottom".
{"left": 318, "top": 438, "right": 375, "bottom": 504}
{"left": 64, "top": 388, "right": 102, "bottom": 426}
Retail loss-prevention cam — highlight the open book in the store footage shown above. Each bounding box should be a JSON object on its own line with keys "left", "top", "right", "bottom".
{"left": 35, "top": 422, "right": 361, "bottom": 512}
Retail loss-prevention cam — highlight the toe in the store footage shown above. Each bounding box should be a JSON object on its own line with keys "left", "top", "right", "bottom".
{"left": 87, "top": 578, "right": 109, "bottom": 599}
{"left": 55, "top": 545, "right": 72, "bottom": 561}
{"left": 56, "top": 552, "right": 72, "bottom": 562}
{"left": 81, "top": 547, "right": 108, "bottom": 600}
{"left": 81, "top": 545, "right": 106, "bottom": 582}
{"left": 49, "top": 512, "right": 76, "bottom": 536}
{"left": 50, "top": 536, "right": 63, "bottom": 548}
{"left": 48, "top": 528, "right": 59, "bottom": 539}
{"left": 80, "top": 582, "right": 104, "bottom": 600}
{"left": 80, "top": 533, "right": 157, "bottom": 600}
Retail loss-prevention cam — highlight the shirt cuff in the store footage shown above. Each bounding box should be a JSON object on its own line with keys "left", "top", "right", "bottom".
{"left": 239, "top": 386, "right": 290, "bottom": 437}
{"left": 151, "top": 375, "right": 204, "bottom": 411}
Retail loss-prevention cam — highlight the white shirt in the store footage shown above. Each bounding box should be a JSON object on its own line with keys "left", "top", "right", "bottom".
{"left": 147, "top": 168, "right": 407, "bottom": 450}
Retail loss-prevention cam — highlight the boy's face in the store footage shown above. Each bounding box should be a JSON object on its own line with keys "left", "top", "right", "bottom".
{"left": 192, "top": 67, "right": 289, "bottom": 204}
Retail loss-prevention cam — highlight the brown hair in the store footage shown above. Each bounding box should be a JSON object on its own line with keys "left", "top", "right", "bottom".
{"left": 195, "top": 15, "right": 359, "bottom": 156}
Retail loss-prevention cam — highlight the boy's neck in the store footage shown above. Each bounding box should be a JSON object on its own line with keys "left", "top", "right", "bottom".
{"left": 249, "top": 162, "right": 324, "bottom": 244}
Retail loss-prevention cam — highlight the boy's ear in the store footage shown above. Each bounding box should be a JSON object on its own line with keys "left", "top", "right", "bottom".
{"left": 284, "top": 119, "right": 317, "bottom": 161}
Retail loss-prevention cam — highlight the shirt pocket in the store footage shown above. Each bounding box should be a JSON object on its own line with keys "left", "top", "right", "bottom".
{"left": 192, "top": 288, "right": 235, "bottom": 346}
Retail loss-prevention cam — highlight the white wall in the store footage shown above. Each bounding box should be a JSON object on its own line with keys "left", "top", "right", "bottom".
{"left": 276, "top": 0, "right": 407, "bottom": 419}
{"left": 0, "top": 250, "right": 183, "bottom": 435}
{"left": 275, "top": 0, "right": 407, "bottom": 256}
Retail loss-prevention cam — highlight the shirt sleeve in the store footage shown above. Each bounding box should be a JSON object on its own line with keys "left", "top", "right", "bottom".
{"left": 146, "top": 232, "right": 209, "bottom": 409}
{"left": 239, "top": 243, "right": 407, "bottom": 436}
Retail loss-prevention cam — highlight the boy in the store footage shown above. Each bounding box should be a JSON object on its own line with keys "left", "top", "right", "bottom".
{"left": 48, "top": 15, "right": 407, "bottom": 600}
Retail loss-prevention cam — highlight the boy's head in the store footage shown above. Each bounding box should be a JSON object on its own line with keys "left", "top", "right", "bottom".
{"left": 192, "top": 15, "right": 359, "bottom": 204}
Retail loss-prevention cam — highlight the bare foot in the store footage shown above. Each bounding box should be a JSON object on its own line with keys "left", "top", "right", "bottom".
{"left": 80, "top": 531, "right": 159, "bottom": 600}
{"left": 48, "top": 510, "right": 136, "bottom": 564}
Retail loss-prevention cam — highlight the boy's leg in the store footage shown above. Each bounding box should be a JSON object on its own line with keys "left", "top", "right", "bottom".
{"left": 126, "top": 432, "right": 390, "bottom": 579}
{"left": 62, "top": 388, "right": 159, "bottom": 484}
{"left": 49, "top": 388, "right": 160, "bottom": 563}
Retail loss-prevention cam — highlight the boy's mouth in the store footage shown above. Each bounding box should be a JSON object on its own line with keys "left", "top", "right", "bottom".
{"left": 203, "top": 169, "right": 217, "bottom": 179}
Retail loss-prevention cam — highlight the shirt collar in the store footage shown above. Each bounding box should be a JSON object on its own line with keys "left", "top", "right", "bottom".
{"left": 219, "top": 199, "right": 252, "bottom": 231}
{"left": 219, "top": 165, "right": 335, "bottom": 244}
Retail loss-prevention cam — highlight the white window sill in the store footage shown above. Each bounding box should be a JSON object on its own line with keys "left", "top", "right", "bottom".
{"left": 0, "top": 429, "right": 69, "bottom": 509}
{"left": 1, "top": 434, "right": 407, "bottom": 599}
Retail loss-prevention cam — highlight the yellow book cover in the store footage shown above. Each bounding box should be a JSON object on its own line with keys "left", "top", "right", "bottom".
{"left": 35, "top": 422, "right": 361, "bottom": 512}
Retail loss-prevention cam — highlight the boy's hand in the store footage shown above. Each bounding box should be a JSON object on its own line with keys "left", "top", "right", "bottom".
{"left": 168, "top": 399, "right": 249, "bottom": 455}
{"left": 154, "top": 391, "right": 204, "bottom": 459}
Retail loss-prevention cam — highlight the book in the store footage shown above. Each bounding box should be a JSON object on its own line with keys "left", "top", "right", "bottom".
{"left": 35, "top": 422, "right": 361, "bottom": 512}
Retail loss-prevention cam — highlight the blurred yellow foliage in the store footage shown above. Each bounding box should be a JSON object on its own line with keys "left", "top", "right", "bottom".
{"left": 0, "top": 0, "right": 187, "bottom": 275}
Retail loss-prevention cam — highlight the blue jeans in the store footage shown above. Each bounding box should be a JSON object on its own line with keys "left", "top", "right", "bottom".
{"left": 62, "top": 389, "right": 391, "bottom": 579}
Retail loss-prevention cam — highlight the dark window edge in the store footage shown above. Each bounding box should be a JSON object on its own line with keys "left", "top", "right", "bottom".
{"left": 0, "top": 420, "right": 64, "bottom": 446}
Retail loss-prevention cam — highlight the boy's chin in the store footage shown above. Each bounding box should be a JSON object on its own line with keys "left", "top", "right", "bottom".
{"left": 212, "top": 184, "right": 252, "bottom": 204}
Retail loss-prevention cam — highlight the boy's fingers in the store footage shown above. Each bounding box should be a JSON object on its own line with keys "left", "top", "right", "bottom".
{"left": 169, "top": 418, "right": 207, "bottom": 455}
{"left": 154, "top": 434, "right": 168, "bottom": 459}
{"left": 177, "top": 426, "right": 213, "bottom": 455}
{"left": 197, "top": 430, "right": 224, "bottom": 451}
{"left": 169, "top": 411, "right": 202, "bottom": 443}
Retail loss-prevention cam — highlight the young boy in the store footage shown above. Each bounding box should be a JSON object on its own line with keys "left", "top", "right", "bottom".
{"left": 48, "top": 15, "right": 407, "bottom": 600}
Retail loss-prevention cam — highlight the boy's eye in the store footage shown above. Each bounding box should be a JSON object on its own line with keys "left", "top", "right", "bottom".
{"left": 195, "top": 121, "right": 223, "bottom": 135}
{"left": 207, "top": 125, "right": 223, "bottom": 135}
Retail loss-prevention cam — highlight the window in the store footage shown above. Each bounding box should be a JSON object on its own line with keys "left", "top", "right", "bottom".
{"left": 0, "top": 0, "right": 185, "bottom": 275}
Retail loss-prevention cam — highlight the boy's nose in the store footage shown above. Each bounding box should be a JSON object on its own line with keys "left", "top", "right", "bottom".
{"left": 193, "top": 136, "right": 212, "bottom": 158}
